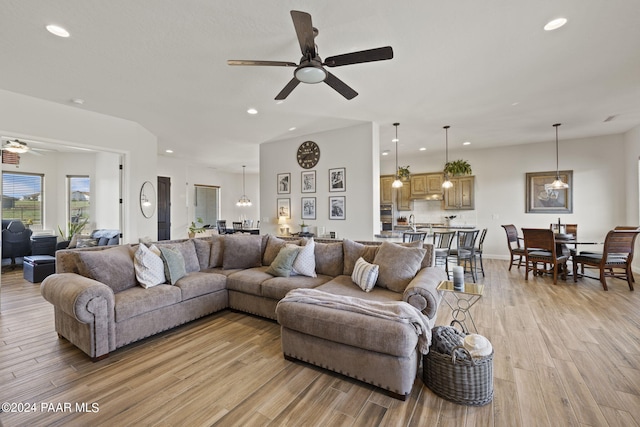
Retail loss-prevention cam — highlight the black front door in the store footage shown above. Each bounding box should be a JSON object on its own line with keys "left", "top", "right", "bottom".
{"left": 157, "top": 176, "right": 171, "bottom": 240}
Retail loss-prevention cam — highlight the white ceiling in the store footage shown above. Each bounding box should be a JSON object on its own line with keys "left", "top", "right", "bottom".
{"left": 2, "top": 0, "right": 640, "bottom": 173}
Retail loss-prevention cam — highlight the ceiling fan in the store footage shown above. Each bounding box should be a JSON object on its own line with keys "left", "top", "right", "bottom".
{"left": 1, "top": 139, "right": 46, "bottom": 156}
{"left": 228, "top": 10, "right": 394, "bottom": 100}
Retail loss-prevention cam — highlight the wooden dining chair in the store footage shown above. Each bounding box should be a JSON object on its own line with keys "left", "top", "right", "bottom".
{"left": 475, "top": 228, "right": 488, "bottom": 277}
{"left": 216, "top": 220, "right": 235, "bottom": 234}
{"left": 522, "top": 228, "right": 569, "bottom": 285}
{"left": 572, "top": 229, "right": 640, "bottom": 291}
{"left": 501, "top": 224, "right": 525, "bottom": 271}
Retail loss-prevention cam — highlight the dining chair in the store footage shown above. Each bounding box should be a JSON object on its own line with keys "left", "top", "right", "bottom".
{"left": 403, "top": 231, "right": 427, "bottom": 243}
{"left": 448, "top": 229, "right": 480, "bottom": 282}
{"left": 572, "top": 229, "right": 640, "bottom": 291}
{"left": 522, "top": 228, "right": 569, "bottom": 285}
{"left": 216, "top": 220, "right": 234, "bottom": 234}
{"left": 501, "top": 224, "right": 525, "bottom": 271}
{"left": 232, "top": 222, "right": 244, "bottom": 232}
{"left": 474, "top": 228, "right": 488, "bottom": 277}
{"left": 432, "top": 231, "right": 456, "bottom": 277}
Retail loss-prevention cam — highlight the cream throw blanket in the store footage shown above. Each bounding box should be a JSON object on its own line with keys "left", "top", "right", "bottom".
{"left": 279, "top": 288, "right": 433, "bottom": 354}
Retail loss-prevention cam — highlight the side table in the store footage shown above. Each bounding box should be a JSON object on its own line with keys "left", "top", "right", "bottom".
{"left": 437, "top": 280, "right": 484, "bottom": 333}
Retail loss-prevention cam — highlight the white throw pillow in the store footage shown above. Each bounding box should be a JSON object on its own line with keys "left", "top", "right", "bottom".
{"left": 351, "top": 256, "right": 379, "bottom": 292}
{"left": 291, "top": 238, "right": 317, "bottom": 278}
{"left": 134, "top": 243, "right": 166, "bottom": 288}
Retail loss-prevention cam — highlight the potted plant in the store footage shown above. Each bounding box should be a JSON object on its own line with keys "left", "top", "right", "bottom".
{"left": 58, "top": 217, "right": 89, "bottom": 241}
{"left": 300, "top": 221, "right": 309, "bottom": 233}
{"left": 397, "top": 165, "right": 411, "bottom": 181}
{"left": 443, "top": 159, "right": 472, "bottom": 176}
{"left": 188, "top": 217, "right": 206, "bottom": 238}
{"left": 397, "top": 216, "right": 408, "bottom": 225}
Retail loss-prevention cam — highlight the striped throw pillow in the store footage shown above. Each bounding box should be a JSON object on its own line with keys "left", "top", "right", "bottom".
{"left": 351, "top": 257, "right": 379, "bottom": 292}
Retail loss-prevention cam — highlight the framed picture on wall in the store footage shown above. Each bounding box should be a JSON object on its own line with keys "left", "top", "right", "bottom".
{"left": 329, "top": 196, "right": 346, "bottom": 220}
{"left": 301, "top": 197, "right": 316, "bottom": 220}
{"left": 301, "top": 170, "right": 316, "bottom": 193}
{"left": 277, "top": 173, "right": 291, "bottom": 194}
{"left": 277, "top": 198, "right": 291, "bottom": 219}
{"left": 525, "top": 170, "right": 573, "bottom": 213}
{"left": 329, "top": 167, "right": 346, "bottom": 192}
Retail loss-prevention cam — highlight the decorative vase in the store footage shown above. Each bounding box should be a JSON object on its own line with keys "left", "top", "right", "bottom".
{"left": 301, "top": 226, "right": 309, "bottom": 233}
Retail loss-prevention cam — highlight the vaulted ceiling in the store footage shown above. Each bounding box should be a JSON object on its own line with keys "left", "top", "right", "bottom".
{"left": 2, "top": 1, "right": 639, "bottom": 173}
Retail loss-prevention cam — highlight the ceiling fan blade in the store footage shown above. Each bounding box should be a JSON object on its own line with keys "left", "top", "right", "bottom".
{"left": 290, "top": 10, "right": 316, "bottom": 57}
{"left": 227, "top": 60, "right": 297, "bottom": 67}
{"left": 324, "top": 72, "right": 358, "bottom": 100}
{"left": 275, "top": 78, "right": 301, "bottom": 100}
{"left": 324, "top": 46, "right": 394, "bottom": 67}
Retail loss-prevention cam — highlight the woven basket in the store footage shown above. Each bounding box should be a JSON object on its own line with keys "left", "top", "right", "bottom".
{"left": 423, "top": 345, "right": 494, "bottom": 406}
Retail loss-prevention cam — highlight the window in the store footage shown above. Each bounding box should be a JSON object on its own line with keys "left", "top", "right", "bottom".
{"left": 194, "top": 185, "right": 219, "bottom": 227}
{"left": 2, "top": 172, "right": 44, "bottom": 229}
{"left": 68, "top": 175, "right": 90, "bottom": 225}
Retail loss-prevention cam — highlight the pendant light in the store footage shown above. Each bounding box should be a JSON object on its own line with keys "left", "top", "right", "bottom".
{"left": 442, "top": 125, "right": 453, "bottom": 189}
{"left": 236, "top": 165, "right": 252, "bottom": 207}
{"left": 549, "top": 123, "right": 569, "bottom": 189}
{"left": 391, "top": 122, "right": 403, "bottom": 188}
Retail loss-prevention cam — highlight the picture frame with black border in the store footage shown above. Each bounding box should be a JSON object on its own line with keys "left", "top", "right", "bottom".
{"left": 277, "top": 173, "right": 291, "bottom": 194}
{"left": 329, "top": 167, "right": 346, "bottom": 192}
{"left": 301, "top": 197, "right": 316, "bottom": 220}
{"left": 301, "top": 170, "right": 316, "bottom": 193}
{"left": 277, "top": 198, "right": 291, "bottom": 219}
{"left": 525, "top": 170, "right": 573, "bottom": 213}
{"left": 329, "top": 196, "right": 346, "bottom": 220}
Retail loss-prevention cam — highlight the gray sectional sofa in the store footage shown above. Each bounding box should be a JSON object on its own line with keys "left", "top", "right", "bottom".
{"left": 41, "top": 233, "right": 446, "bottom": 399}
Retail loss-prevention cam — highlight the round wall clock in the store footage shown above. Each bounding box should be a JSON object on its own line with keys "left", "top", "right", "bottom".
{"left": 297, "top": 141, "right": 320, "bottom": 169}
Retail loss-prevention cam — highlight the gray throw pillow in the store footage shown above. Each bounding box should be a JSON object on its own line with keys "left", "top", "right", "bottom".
{"left": 373, "top": 241, "right": 426, "bottom": 293}
{"left": 157, "top": 239, "right": 200, "bottom": 273}
{"left": 265, "top": 245, "right": 301, "bottom": 277}
{"left": 343, "top": 239, "right": 379, "bottom": 276}
{"left": 222, "top": 234, "right": 262, "bottom": 269}
{"left": 262, "top": 235, "right": 288, "bottom": 266}
{"left": 159, "top": 246, "right": 186, "bottom": 285}
{"left": 76, "top": 245, "right": 137, "bottom": 293}
{"left": 191, "top": 237, "right": 212, "bottom": 270}
{"left": 314, "top": 242, "right": 344, "bottom": 277}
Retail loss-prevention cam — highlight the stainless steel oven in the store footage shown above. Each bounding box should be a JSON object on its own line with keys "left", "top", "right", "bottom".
{"left": 380, "top": 204, "right": 393, "bottom": 231}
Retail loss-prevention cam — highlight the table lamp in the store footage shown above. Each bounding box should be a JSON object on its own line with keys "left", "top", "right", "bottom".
{"left": 278, "top": 216, "right": 289, "bottom": 235}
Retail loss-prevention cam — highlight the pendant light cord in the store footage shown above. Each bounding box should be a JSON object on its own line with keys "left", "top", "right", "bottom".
{"left": 394, "top": 123, "right": 399, "bottom": 179}
{"left": 554, "top": 123, "right": 561, "bottom": 177}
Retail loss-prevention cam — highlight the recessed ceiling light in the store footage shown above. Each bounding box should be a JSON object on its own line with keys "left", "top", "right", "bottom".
{"left": 71, "top": 98, "right": 84, "bottom": 105}
{"left": 276, "top": 100, "right": 284, "bottom": 105}
{"left": 511, "top": 102, "right": 519, "bottom": 106}
{"left": 463, "top": 141, "right": 471, "bottom": 146}
{"left": 544, "top": 17, "right": 567, "bottom": 31}
{"left": 419, "top": 147, "right": 426, "bottom": 151}
{"left": 288, "top": 127, "right": 296, "bottom": 131}
{"left": 392, "top": 138, "right": 399, "bottom": 143}
{"left": 247, "top": 108, "right": 258, "bottom": 115}
{"left": 382, "top": 150, "right": 390, "bottom": 156}
{"left": 46, "top": 24, "right": 70, "bottom": 38}
{"left": 165, "top": 149, "right": 174, "bottom": 154}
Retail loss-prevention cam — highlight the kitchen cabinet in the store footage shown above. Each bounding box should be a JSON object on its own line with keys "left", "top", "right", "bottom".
{"left": 444, "top": 176, "right": 475, "bottom": 210}
{"left": 397, "top": 182, "right": 413, "bottom": 211}
{"left": 410, "top": 173, "right": 444, "bottom": 199}
{"left": 380, "top": 175, "right": 394, "bottom": 204}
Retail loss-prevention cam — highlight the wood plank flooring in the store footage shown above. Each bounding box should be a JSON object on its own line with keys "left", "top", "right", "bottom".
{"left": 1, "top": 259, "right": 640, "bottom": 426}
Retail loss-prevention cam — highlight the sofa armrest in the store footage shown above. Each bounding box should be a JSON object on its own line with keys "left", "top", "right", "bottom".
{"left": 403, "top": 267, "right": 447, "bottom": 319}
{"left": 41, "top": 273, "right": 115, "bottom": 324}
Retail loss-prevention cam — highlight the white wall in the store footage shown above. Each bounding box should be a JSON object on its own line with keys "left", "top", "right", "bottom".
{"left": 157, "top": 155, "right": 259, "bottom": 240}
{"left": 0, "top": 89, "right": 158, "bottom": 243}
{"left": 260, "top": 122, "right": 379, "bottom": 240}
{"left": 382, "top": 133, "right": 628, "bottom": 259}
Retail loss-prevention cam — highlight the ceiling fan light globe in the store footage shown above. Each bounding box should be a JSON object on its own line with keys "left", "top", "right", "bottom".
{"left": 295, "top": 66, "right": 327, "bottom": 84}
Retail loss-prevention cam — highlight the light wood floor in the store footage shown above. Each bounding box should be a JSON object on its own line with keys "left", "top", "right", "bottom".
{"left": 1, "top": 260, "right": 640, "bottom": 426}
